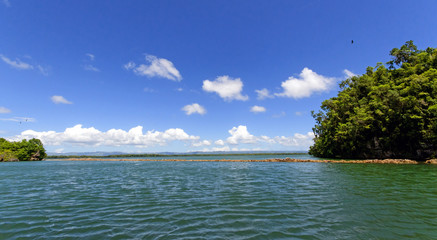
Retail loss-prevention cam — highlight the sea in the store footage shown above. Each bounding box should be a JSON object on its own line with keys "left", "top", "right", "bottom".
{"left": 1, "top": 155, "right": 436, "bottom": 239}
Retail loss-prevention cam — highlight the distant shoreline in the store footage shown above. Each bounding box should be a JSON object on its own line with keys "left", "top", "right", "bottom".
{"left": 45, "top": 152, "right": 306, "bottom": 159}
{"left": 47, "top": 158, "right": 437, "bottom": 164}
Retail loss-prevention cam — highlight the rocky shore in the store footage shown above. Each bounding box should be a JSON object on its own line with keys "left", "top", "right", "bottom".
{"left": 49, "top": 158, "right": 437, "bottom": 164}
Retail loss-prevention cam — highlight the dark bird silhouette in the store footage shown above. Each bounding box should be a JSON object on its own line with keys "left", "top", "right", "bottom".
{"left": 351, "top": 40, "right": 354, "bottom": 44}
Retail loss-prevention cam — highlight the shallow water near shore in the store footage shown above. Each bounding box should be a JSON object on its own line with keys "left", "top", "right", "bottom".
{"left": 1, "top": 161, "right": 436, "bottom": 239}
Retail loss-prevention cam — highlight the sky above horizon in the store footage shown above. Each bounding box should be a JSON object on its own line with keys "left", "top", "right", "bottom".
{"left": 1, "top": 0, "right": 437, "bottom": 153}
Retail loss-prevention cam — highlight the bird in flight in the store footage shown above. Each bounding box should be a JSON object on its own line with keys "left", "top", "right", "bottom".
{"left": 351, "top": 40, "right": 354, "bottom": 44}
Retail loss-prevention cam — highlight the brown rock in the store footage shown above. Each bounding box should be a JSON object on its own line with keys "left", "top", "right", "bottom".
{"left": 425, "top": 159, "right": 437, "bottom": 164}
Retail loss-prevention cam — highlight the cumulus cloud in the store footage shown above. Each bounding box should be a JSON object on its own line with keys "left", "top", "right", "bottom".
{"left": 222, "top": 125, "right": 314, "bottom": 149}
{"left": 250, "top": 105, "right": 266, "bottom": 113}
{"left": 0, "top": 107, "right": 11, "bottom": 114}
{"left": 51, "top": 95, "right": 73, "bottom": 104}
{"left": 200, "top": 127, "right": 314, "bottom": 151}
{"left": 191, "top": 140, "right": 211, "bottom": 147}
{"left": 182, "top": 103, "right": 206, "bottom": 115}
{"left": 227, "top": 125, "right": 257, "bottom": 145}
{"left": 201, "top": 146, "right": 231, "bottom": 152}
{"left": 275, "top": 68, "right": 336, "bottom": 99}
{"left": 202, "top": 75, "right": 249, "bottom": 101}
{"left": 125, "top": 55, "right": 182, "bottom": 81}
{"left": 0, "top": 54, "right": 34, "bottom": 70}
{"left": 255, "top": 88, "right": 274, "bottom": 100}
{"left": 271, "top": 132, "right": 315, "bottom": 147}
{"left": 11, "top": 124, "right": 200, "bottom": 148}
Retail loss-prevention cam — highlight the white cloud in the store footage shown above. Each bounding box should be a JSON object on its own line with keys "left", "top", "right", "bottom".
{"left": 83, "top": 53, "right": 99, "bottom": 72}
{"left": 126, "top": 55, "right": 182, "bottom": 81}
{"left": 257, "top": 132, "right": 314, "bottom": 148}
{"left": 124, "top": 61, "right": 136, "bottom": 70}
{"left": 260, "top": 135, "right": 276, "bottom": 144}
{"left": 1, "top": 54, "right": 49, "bottom": 75}
{"left": 191, "top": 140, "right": 211, "bottom": 147}
{"left": 86, "top": 53, "right": 95, "bottom": 61}
{"left": 182, "top": 103, "right": 206, "bottom": 115}
{"left": 295, "top": 111, "right": 303, "bottom": 116}
{"left": 84, "top": 64, "right": 100, "bottom": 72}
{"left": 255, "top": 88, "right": 273, "bottom": 100}
{"left": 0, "top": 54, "right": 34, "bottom": 70}
{"left": 51, "top": 95, "right": 73, "bottom": 104}
{"left": 222, "top": 125, "right": 314, "bottom": 149}
{"left": 272, "top": 132, "right": 315, "bottom": 147}
{"left": 227, "top": 125, "right": 257, "bottom": 145}
{"left": 11, "top": 124, "right": 200, "bottom": 148}
{"left": 54, "top": 148, "right": 64, "bottom": 154}
{"left": 275, "top": 68, "right": 336, "bottom": 99}
{"left": 201, "top": 146, "right": 231, "bottom": 152}
{"left": 250, "top": 105, "right": 266, "bottom": 113}
{"left": 0, "top": 107, "right": 11, "bottom": 114}
{"left": 343, "top": 69, "right": 356, "bottom": 78}
{"left": 202, "top": 75, "right": 248, "bottom": 101}
{"left": 11, "top": 123, "right": 315, "bottom": 151}
{"left": 199, "top": 146, "right": 262, "bottom": 153}
{"left": 0, "top": 117, "right": 35, "bottom": 122}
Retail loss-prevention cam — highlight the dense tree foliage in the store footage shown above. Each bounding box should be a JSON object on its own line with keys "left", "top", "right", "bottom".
{"left": 0, "top": 138, "right": 47, "bottom": 162}
{"left": 309, "top": 41, "right": 437, "bottom": 160}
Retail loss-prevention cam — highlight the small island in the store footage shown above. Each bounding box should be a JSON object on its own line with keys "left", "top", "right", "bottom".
{"left": 0, "top": 138, "right": 47, "bottom": 162}
{"left": 310, "top": 41, "right": 437, "bottom": 160}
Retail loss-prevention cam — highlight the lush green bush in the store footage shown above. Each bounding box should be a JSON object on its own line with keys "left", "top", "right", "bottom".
{"left": 0, "top": 138, "right": 47, "bottom": 161}
{"left": 309, "top": 41, "right": 437, "bottom": 160}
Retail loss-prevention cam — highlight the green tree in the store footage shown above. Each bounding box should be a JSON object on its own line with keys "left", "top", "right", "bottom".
{"left": 309, "top": 41, "right": 437, "bottom": 160}
{"left": 0, "top": 138, "right": 47, "bottom": 161}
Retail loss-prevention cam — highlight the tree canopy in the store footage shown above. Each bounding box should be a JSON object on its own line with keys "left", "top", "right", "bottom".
{"left": 309, "top": 41, "right": 437, "bottom": 160}
{"left": 0, "top": 138, "right": 47, "bottom": 162}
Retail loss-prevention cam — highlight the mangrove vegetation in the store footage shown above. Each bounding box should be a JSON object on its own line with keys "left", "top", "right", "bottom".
{"left": 310, "top": 41, "right": 437, "bottom": 160}
{"left": 0, "top": 138, "right": 47, "bottom": 162}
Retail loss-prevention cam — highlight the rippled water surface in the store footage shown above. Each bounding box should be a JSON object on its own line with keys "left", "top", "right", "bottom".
{"left": 1, "top": 161, "right": 436, "bottom": 239}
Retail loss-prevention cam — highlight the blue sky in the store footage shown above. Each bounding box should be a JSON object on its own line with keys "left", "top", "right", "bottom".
{"left": 1, "top": 0, "right": 437, "bottom": 153}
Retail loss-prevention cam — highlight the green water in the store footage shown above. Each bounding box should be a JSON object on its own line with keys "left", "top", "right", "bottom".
{"left": 1, "top": 161, "right": 436, "bottom": 239}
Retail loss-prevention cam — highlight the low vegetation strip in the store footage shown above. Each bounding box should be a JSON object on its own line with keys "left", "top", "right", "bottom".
{"left": 46, "top": 153, "right": 304, "bottom": 159}
{"left": 49, "top": 158, "right": 436, "bottom": 164}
